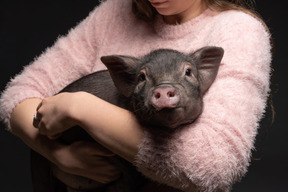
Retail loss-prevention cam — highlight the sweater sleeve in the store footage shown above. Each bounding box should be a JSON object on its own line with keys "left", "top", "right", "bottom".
{"left": 135, "top": 12, "right": 272, "bottom": 192}
{"left": 0, "top": 1, "right": 114, "bottom": 130}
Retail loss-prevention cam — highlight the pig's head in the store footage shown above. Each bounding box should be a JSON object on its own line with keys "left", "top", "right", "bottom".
{"left": 101, "top": 46, "right": 224, "bottom": 129}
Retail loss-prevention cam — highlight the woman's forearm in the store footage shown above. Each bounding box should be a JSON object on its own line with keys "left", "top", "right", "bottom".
{"left": 73, "top": 92, "right": 144, "bottom": 162}
{"left": 9, "top": 98, "right": 124, "bottom": 182}
{"left": 10, "top": 98, "right": 41, "bottom": 138}
{"left": 9, "top": 98, "right": 60, "bottom": 164}
{"left": 11, "top": 94, "right": 144, "bottom": 164}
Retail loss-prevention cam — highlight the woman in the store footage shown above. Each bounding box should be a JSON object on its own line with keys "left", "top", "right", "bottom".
{"left": 0, "top": 0, "right": 272, "bottom": 191}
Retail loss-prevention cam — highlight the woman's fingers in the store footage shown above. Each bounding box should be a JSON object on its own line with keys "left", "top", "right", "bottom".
{"left": 33, "top": 101, "right": 43, "bottom": 128}
{"left": 31, "top": 94, "right": 78, "bottom": 137}
{"left": 32, "top": 112, "right": 41, "bottom": 128}
{"left": 53, "top": 141, "right": 121, "bottom": 184}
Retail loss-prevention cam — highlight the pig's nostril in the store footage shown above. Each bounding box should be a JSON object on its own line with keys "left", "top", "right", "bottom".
{"left": 151, "top": 87, "right": 180, "bottom": 110}
{"left": 154, "top": 89, "right": 176, "bottom": 99}
{"left": 154, "top": 91, "right": 175, "bottom": 99}
{"left": 167, "top": 91, "right": 175, "bottom": 97}
{"left": 155, "top": 92, "right": 161, "bottom": 99}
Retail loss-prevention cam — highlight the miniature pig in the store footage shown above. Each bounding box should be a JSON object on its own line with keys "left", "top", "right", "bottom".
{"left": 31, "top": 46, "right": 224, "bottom": 192}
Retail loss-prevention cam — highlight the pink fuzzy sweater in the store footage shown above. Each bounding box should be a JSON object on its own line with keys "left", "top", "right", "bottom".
{"left": 0, "top": 0, "right": 271, "bottom": 191}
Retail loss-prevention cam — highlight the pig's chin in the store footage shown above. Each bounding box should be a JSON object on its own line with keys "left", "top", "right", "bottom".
{"left": 151, "top": 107, "right": 195, "bottom": 129}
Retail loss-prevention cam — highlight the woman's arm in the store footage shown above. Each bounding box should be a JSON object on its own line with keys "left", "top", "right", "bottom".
{"left": 10, "top": 98, "right": 122, "bottom": 184}
{"left": 74, "top": 93, "right": 144, "bottom": 162}
{"left": 35, "top": 92, "right": 144, "bottom": 162}
{"left": 10, "top": 98, "right": 48, "bottom": 153}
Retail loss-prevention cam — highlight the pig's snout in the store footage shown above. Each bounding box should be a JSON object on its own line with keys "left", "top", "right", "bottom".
{"left": 151, "top": 87, "right": 180, "bottom": 111}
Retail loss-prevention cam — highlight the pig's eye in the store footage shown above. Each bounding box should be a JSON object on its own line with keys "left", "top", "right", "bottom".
{"left": 138, "top": 73, "right": 146, "bottom": 82}
{"left": 185, "top": 69, "right": 192, "bottom": 76}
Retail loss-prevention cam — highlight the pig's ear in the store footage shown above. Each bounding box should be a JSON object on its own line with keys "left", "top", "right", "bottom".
{"left": 191, "top": 46, "right": 224, "bottom": 94}
{"left": 100, "top": 55, "right": 139, "bottom": 97}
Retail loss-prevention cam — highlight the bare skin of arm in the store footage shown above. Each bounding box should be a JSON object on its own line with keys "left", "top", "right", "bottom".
{"left": 10, "top": 96, "right": 130, "bottom": 183}
{"left": 33, "top": 92, "right": 145, "bottom": 162}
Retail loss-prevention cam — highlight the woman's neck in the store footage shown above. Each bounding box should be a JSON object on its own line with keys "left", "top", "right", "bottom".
{"left": 163, "top": 2, "right": 207, "bottom": 25}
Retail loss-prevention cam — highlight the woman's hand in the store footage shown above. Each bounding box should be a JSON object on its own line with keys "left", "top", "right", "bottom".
{"left": 33, "top": 92, "right": 82, "bottom": 139}
{"left": 52, "top": 140, "right": 121, "bottom": 184}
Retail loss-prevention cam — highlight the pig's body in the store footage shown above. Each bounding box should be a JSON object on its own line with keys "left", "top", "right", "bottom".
{"left": 31, "top": 47, "right": 224, "bottom": 192}
{"left": 62, "top": 70, "right": 128, "bottom": 109}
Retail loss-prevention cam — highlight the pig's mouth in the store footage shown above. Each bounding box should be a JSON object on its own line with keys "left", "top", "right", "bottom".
{"left": 151, "top": 106, "right": 194, "bottom": 129}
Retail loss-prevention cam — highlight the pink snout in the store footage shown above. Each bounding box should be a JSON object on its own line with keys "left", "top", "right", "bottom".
{"left": 151, "top": 87, "right": 180, "bottom": 111}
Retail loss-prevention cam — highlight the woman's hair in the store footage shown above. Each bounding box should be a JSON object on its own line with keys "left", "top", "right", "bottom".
{"left": 132, "top": 0, "right": 259, "bottom": 22}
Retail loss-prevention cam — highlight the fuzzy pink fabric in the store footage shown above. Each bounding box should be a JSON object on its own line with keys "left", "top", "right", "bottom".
{"left": 0, "top": 0, "right": 271, "bottom": 191}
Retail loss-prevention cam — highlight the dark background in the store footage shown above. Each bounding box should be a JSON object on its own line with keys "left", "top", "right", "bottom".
{"left": 0, "top": 1, "right": 287, "bottom": 191}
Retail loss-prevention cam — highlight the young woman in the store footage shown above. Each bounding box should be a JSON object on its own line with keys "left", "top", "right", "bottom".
{"left": 0, "top": 0, "right": 272, "bottom": 191}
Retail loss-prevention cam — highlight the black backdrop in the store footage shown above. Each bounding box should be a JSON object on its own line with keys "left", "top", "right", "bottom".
{"left": 0, "top": 1, "right": 287, "bottom": 191}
